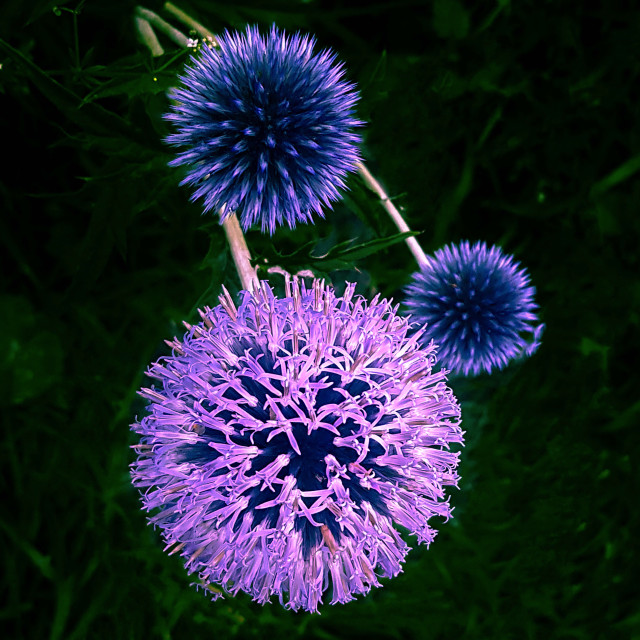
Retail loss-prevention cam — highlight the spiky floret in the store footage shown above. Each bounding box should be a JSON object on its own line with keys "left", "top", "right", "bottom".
{"left": 131, "top": 279, "right": 463, "bottom": 612}
{"left": 404, "top": 241, "right": 544, "bottom": 377}
{"left": 165, "top": 25, "right": 362, "bottom": 235}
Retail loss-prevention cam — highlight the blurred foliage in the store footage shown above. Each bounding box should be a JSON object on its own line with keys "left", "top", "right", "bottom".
{"left": 1, "top": 0, "right": 639, "bottom": 638}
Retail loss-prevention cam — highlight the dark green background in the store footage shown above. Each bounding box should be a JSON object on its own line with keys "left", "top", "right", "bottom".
{"left": 1, "top": 1, "right": 638, "bottom": 638}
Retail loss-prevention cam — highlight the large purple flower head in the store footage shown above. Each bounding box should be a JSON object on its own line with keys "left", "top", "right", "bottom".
{"left": 165, "top": 25, "right": 362, "bottom": 235}
{"left": 131, "top": 279, "right": 463, "bottom": 612}
{"left": 404, "top": 240, "right": 544, "bottom": 376}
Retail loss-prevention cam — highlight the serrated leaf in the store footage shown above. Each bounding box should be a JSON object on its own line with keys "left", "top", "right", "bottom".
{"left": 331, "top": 231, "right": 418, "bottom": 262}
{"left": 270, "top": 238, "right": 317, "bottom": 260}
{"left": 309, "top": 234, "right": 360, "bottom": 259}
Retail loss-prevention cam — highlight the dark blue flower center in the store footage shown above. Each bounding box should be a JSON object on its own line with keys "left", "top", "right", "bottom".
{"left": 179, "top": 339, "right": 398, "bottom": 556}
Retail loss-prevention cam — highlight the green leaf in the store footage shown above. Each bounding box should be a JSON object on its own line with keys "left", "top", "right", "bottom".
{"left": 332, "top": 231, "right": 418, "bottom": 262}
{"left": 0, "top": 37, "right": 146, "bottom": 144}
{"left": 433, "top": 0, "right": 470, "bottom": 40}
{"left": 590, "top": 153, "right": 640, "bottom": 197}
{"left": 0, "top": 296, "right": 64, "bottom": 405}
{"left": 0, "top": 521, "right": 54, "bottom": 580}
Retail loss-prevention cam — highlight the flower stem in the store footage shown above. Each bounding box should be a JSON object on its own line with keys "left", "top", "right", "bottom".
{"left": 222, "top": 213, "right": 260, "bottom": 293}
{"left": 356, "top": 161, "right": 430, "bottom": 269}
{"left": 135, "top": 7, "right": 258, "bottom": 293}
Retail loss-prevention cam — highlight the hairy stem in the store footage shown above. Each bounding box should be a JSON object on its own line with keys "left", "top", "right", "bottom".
{"left": 222, "top": 214, "right": 260, "bottom": 293}
{"left": 135, "top": 6, "right": 258, "bottom": 293}
{"left": 356, "top": 161, "right": 430, "bottom": 268}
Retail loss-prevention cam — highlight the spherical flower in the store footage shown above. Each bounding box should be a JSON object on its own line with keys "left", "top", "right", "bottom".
{"left": 165, "top": 25, "right": 362, "bottom": 235}
{"left": 131, "top": 279, "right": 463, "bottom": 612}
{"left": 404, "top": 240, "right": 544, "bottom": 377}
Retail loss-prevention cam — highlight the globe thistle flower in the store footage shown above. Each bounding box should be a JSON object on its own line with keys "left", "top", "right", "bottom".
{"left": 165, "top": 25, "right": 362, "bottom": 235}
{"left": 404, "top": 240, "right": 544, "bottom": 377}
{"left": 131, "top": 279, "right": 462, "bottom": 612}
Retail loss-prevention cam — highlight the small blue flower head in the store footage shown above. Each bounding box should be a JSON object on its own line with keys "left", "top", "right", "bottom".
{"left": 404, "top": 241, "right": 544, "bottom": 377}
{"left": 165, "top": 25, "right": 362, "bottom": 235}
{"left": 131, "top": 279, "right": 463, "bottom": 612}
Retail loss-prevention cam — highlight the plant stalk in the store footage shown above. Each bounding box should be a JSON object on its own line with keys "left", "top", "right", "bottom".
{"left": 135, "top": 6, "right": 259, "bottom": 293}
{"left": 356, "top": 161, "right": 430, "bottom": 268}
{"left": 222, "top": 214, "right": 260, "bottom": 293}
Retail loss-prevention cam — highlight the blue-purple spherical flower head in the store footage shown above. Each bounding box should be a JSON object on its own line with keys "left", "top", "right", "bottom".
{"left": 404, "top": 241, "right": 544, "bottom": 377}
{"left": 165, "top": 25, "right": 362, "bottom": 235}
{"left": 131, "top": 279, "right": 463, "bottom": 612}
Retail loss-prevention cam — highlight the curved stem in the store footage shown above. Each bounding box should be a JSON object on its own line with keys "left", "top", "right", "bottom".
{"left": 222, "top": 213, "right": 260, "bottom": 293}
{"left": 356, "top": 161, "right": 430, "bottom": 269}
